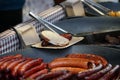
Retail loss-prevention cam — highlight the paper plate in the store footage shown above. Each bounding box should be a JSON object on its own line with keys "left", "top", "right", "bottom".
{"left": 32, "top": 36, "right": 84, "bottom": 49}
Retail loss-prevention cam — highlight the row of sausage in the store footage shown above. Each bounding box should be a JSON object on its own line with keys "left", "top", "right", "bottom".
{"left": 0, "top": 53, "right": 119, "bottom": 80}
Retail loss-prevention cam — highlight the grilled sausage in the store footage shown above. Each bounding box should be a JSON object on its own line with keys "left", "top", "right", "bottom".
{"left": 99, "top": 65, "right": 120, "bottom": 80}
{"left": 49, "top": 58, "right": 94, "bottom": 69}
{"left": 6, "top": 58, "right": 26, "bottom": 72}
{"left": 0, "top": 58, "right": 22, "bottom": 79}
{"left": 77, "top": 64, "right": 103, "bottom": 79}
{"left": 3, "top": 54, "right": 22, "bottom": 61}
{"left": 41, "top": 40, "right": 49, "bottom": 46}
{"left": 35, "top": 70, "right": 68, "bottom": 80}
{"left": 12, "top": 59, "right": 33, "bottom": 77}
{"left": 113, "top": 70, "right": 120, "bottom": 80}
{"left": 60, "top": 33, "right": 72, "bottom": 41}
{"left": 23, "top": 63, "right": 47, "bottom": 78}
{"left": 51, "top": 67, "right": 87, "bottom": 74}
{"left": 52, "top": 58, "right": 90, "bottom": 62}
{"left": 28, "top": 69, "right": 48, "bottom": 79}
{"left": 66, "top": 53, "right": 108, "bottom": 67}
{"left": 0, "top": 54, "right": 23, "bottom": 69}
{"left": 0, "top": 58, "right": 22, "bottom": 71}
{"left": 0, "top": 55, "right": 14, "bottom": 62}
{"left": 52, "top": 72, "right": 73, "bottom": 80}
{"left": 18, "top": 58, "right": 43, "bottom": 75}
{"left": 0, "top": 54, "right": 22, "bottom": 61}
{"left": 0, "top": 60, "right": 13, "bottom": 71}
{"left": 0, "top": 55, "right": 22, "bottom": 79}
{"left": 84, "top": 64, "right": 112, "bottom": 80}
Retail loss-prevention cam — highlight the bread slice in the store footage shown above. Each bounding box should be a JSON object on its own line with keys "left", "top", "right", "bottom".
{"left": 40, "top": 30, "right": 70, "bottom": 47}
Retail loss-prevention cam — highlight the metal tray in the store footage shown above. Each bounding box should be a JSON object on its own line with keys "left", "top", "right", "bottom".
{"left": 54, "top": 16, "right": 120, "bottom": 45}
{"left": 54, "top": 16, "right": 120, "bottom": 34}
{"left": 1, "top": 45, "right": 120, "bottom": 65}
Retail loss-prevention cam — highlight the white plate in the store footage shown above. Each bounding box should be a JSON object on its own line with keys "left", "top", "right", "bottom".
{"left": 31, "top": 36, "right": 84, "bottom": 49}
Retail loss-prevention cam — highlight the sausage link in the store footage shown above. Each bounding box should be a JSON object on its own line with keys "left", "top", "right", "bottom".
{"left": 12, "top": 59, "right": 33, "bottom": 77}
{"left": 60, "top": 33, "right": 72, "bottom": 41}
{"left": 0, "top": 54, "right": 23, "bottom": 69}
{"left": 84, "top": 64, "right": 112, "bottom": 80}
{"left": 23, "top": 63, "right": 47, "bottom": 78}
{"left": 0, "top": 58, "right": 22, "bottom": 79}
{"left": 0, "top": 55, "right": 14, "bottom": 62}
{"left": 52, "top": 72, "right": 73, "bottom": 80}
{"left": 18, "top": 58, "right": 43, "bottom": 75}
{"left": 41, "top": 40, "right": 49, "bottom": 46}
{"left": 52, "top": 58, "right": 90, "bottom": 62}
{"left": 77, "top": 64, "right": 103, "bottom": 79}
{"left": 66, "top": 54, "right": 108, "bottom": 67}
{"left": 49, "top": 58, "right": 94, "bottom": 69}
{"left": 0, "top": 54, "right": 22, "bottom": 61}
{"left": 28, "top": 69, "right": 48, "bottom": 79}
{"left": 114, "top": 70, "right": 120, "bottom": 80}
{"left": 99, "top": 65, "right": 120, "bottom": 80}
{"left": 35, "top": 70, "right": 68, "bottom": 80}
{"left": 0, "top": 60, "right": 12, "bottom": 71}
{"left": 6, "top": 58, "right": 26, "bottom": 72}
{"left": 51, "top": 67, "right": 87, "bottom": 74}
{"left": 0, "top": 58, "right": 22, "bottom": 71}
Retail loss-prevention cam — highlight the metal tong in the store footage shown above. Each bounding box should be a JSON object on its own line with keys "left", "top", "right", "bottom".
{"left": 29, "top": 12, "right": 98, "bottom": 37}
{"left": 81, "top": 0, "right": 114, "bottom": 16}
{"left": 81, "top": 0, "right": 105, "bottom": 15}
{"left": 29, "top": 12, "right": 120, "bottom": 37}
{"left": 29, "top": 12, "right": 68, "bottom": 34}
{"left": 29, "top": 12, "right": 92, "bottom": 37}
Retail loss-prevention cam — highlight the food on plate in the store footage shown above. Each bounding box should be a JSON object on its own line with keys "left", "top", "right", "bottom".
{"left": 40, "top": 30, "right": 70, "bottom": 47}
{"left": 41, "top": 33, "right": 72, "bottom": 47}
{"left": 41, "top": 40, "right": 50, "bottom": 46}
{"left": 60, "top": 33, "right": 72, "bottom": 41}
